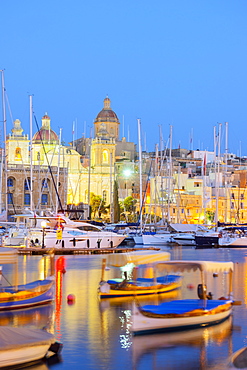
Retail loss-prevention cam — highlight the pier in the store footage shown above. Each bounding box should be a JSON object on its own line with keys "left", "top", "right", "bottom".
{"left": 17, "top": 246, "right": 160, "bottom": 255}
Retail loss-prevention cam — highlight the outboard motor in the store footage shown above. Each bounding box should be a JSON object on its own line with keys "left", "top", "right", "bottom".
{"left": 197, "top": 284, "right": 207, "bottom": 299}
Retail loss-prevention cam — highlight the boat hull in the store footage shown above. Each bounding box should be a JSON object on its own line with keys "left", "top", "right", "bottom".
{"left": 0, "top": 281, "right": 54, "bottom": 311}
{"left": 195, "top": 235, "right": 219, "bottom": 248}
{"left": 99, "top": 280, "right": 181, "bottom": 298}
{"left": 131, "top": 302, "right": 232, "bottom": 335}
{"left": 0, "top": 343, "right": 52, "bottom": 367}
{"left": 142, "top": 234, "right": 172, "bottom": 245}
{"left": 219, "top": 236, "right": 247, "bottom": 247}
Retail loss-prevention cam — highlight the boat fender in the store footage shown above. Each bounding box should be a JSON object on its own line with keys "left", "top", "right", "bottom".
{"left": 99, "top": 282, "right": 110, "bottom": 293}
{"left": 197, "top": 284, "right": 207, "bottom": 299}
{"left": 67, "top": 294, "right": 75, "bottom": 304}
{"left": 187, "top": 284, "right": 195, "bottom": 290}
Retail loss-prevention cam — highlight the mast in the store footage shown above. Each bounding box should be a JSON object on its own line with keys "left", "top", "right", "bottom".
{"left": 1, "top": 70, "right": 7, "bottom": 220}
{"left": 215, "top": 123, "right": 222, "bottom": 230}
{"left": 87, "top": 136, "right": 91, "bottom": 219}
{"left": 29, "top": 95, "right": 33, "bottom": 213}
{"left": 225, "top": 122, "right": 228, "bottom": 222}
{"left": 55, "top": 128, "right": 62, "bottom": 214}
{"left": 167, "top": 125, "right": 172, "bottom": 223}
{"left": 137, "top": 119, "right": 143, "bottom": 231}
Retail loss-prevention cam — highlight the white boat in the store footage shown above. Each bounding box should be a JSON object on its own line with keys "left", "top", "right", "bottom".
{"left": 42, "top": 215, "right": 125, "bottom": 249}
{"left": 141, "top": 232, "right": 172, "bottom": 245}
{"left": 0, "top": 326, "right": 61, "bottom": 368}
{"left": 218, "top": 226, "right": 247, "bottom": 247}
{"left": 219, "top": 235, "right": 247, "bottom": 247}
{"left": 170, "top": 233, "right": 196, "bottom": 246}
{"left": 169, "top": 224, "right": 208, "bottom": 246}
{"left": 131, "top": 260, "right": 235, "bottom": 335}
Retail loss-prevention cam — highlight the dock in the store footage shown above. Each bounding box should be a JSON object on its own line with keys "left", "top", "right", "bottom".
{"left": 17, "top": 246, "right": 160, "bottom": 255}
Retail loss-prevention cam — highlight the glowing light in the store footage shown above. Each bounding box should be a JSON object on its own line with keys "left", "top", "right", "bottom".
{"left": 123, "top": 169, "right": 132, "bottom": 177}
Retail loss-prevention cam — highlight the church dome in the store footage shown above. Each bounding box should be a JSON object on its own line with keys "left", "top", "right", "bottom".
{"left": 32, "top": 114, "right": 59, "bottom": 143}
{"left": 95, "top": 97, "right": 119, "bottom": 123}
{"left": 33, "top": 128, "right": 59, "bottom": 143}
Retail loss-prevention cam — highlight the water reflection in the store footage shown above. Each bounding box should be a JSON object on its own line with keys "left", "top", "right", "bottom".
{"left": 3, "top": 249, "right": 247, "bottom": 369}
{"left": 132, "top": 317, "right": 233, "bottom": 369}
{"left": 0, "top": 303, "right": 54, "bottom": 330}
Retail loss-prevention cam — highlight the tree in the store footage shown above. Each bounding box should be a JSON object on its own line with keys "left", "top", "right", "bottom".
{"left": 113, "top": 180, "right": 120, "bottom": 223}
{"left": 90, "top": 193, "right": 108, "bottom": 219}
{"left": 124, "top": 196, "right": 137, "bottom": 213}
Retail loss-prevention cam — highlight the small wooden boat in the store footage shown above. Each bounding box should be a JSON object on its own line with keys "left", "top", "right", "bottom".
{"left": 98, "top": 251, "right": 182, "bottom": 298}
{"left": 0, "top": 326, "right": 61, "bottom": 368}
{"left": 131, "top": 260, "right": 235, "bottom": 335}
{"left": 0, "top": 247, "right": 54, "bottom": 310}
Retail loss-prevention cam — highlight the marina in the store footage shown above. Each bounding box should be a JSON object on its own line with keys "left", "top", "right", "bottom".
{"left": 0, "top": 244, "right": 247, "bottom": 369}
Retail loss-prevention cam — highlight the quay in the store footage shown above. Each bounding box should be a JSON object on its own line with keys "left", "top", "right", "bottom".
{"left": 17, "top": 246, "right": 160, "bottom": 255}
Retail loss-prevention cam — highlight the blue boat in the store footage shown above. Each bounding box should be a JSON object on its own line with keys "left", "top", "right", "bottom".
{"left": 0, "top": 247, "right": 54, "bottom": 311}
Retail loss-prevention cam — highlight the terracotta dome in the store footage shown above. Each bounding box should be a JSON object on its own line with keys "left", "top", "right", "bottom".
{"left": 32, "top": 113, "right": 59, "bottom": 143}
{"left": 95, "top": 97, "right": 119, "bottom": 123}
{"left": 32, "top": 128, "right": 59, "bottom": 143}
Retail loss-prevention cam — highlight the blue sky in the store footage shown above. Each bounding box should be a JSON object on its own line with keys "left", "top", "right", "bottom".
{"left": 1, "top": 1, "right": 247, "bottom": 155}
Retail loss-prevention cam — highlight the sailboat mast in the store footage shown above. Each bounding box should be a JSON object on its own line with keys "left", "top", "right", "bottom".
{"left": 225, "top": 122, "right": 228, "bottom": 222}
{"left": 1, "top": 70, "right": 7, "bottom": 220}
{"left": 167, "top": 125, "right": 172, "bottom": 223}
{"left": 55, "top": 128, "right": 62, "bottom": 214}
{"left": 29, "top": 95, "right": 33, "bottom": 213}
{"left": 137, "top": 119, "right": 143, "bottom": 231}
{"left": 215, "top": 123, "right": 222, "bottom": 230}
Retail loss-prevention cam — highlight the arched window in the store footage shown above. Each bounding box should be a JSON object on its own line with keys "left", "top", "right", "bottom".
{"left": 102, "top": 150, "right": 109, "bottom": 164}
{"left": 24, "top": 178, "right": 31, "bottom": 191}
{"left": 15, "top": 147, "right": 21, "bottom": 160}
{"left": 7, "top": 178, "right": 14, "bottom": 187}
{"left": 42, "top": 179, "right": 49, "bottom": 190}
{"left": 103, "top": 190, "right": 107, "bottom": 203}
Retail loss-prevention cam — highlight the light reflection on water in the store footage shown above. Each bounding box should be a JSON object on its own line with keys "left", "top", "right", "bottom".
{"left": 2, "top": 248, "right": 247, "bottom": 369}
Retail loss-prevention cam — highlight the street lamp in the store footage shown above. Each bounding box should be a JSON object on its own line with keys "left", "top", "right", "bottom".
{"left": 41, "top": 220, "right": 47, "bottom": 249}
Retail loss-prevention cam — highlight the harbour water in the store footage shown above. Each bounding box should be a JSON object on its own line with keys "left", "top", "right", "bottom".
{"left": 2, "top": 246, "right": 247, "bottom": 370}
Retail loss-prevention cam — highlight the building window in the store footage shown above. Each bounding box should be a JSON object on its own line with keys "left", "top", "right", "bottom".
{"left": 103, "top": 190, "right": 107, "bottom": 203}
{"left": 42, "top": 179, "right": 48, "bottom": 190}
{"left": 41, "top": 194, "right": 48, "bottom": 205}
{"left": 231, "top": 202, "right": 234, "bottom": 209}
{"left": 187, "top": 209, "right": 190, "bottom": 215}
{"left": 15, "top": 147, "right": 21, "bottom": 160}
{"left": 24, "top": 193, "right": 30, "bottom": 205}
{"left": 7, "top": 193, "right": 13, "bottom": 204}
{"left": 241, "top": 193, "right": 244, "bottom": 200}
{"left": 241, "top": 202, "right": 244, "bottom": 209}
{"left": 102, "top": 150, "right": 109, "bottom": 164}
{"left": 7, "top": 178, "right": 14, "bottom": 187}
{"left": 37, "top": 152, "right": 40, "bottom": 161}
{"left": 231, "top": 193, "right": 235, "bottom": 199}
{"left": 181, "top": 209, "right": 184, "bottom": 214}
{"left": 24, "top": 178, "right": 31, "bottom": 191}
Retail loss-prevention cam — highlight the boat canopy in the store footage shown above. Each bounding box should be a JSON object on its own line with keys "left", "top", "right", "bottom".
{"left": 106, "top": 251, "right": 170, "bottom": 267}
{"left": 155, "top": 260, "right": 234, "bottom": 273}
{"left": 169, "top": 224, "right": 208, "bottom": 233}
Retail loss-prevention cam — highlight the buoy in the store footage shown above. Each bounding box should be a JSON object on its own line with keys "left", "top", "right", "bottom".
{"left": 187, "top": 284, "right": 194, "bottom": 290}
{"left": 67, "top": 294, "right": 75, "bottom": 304}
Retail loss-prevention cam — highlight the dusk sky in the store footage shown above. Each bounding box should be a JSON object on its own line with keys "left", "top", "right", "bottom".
{"left": 1, "top": 1, "right": 247, "bottom": 155}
